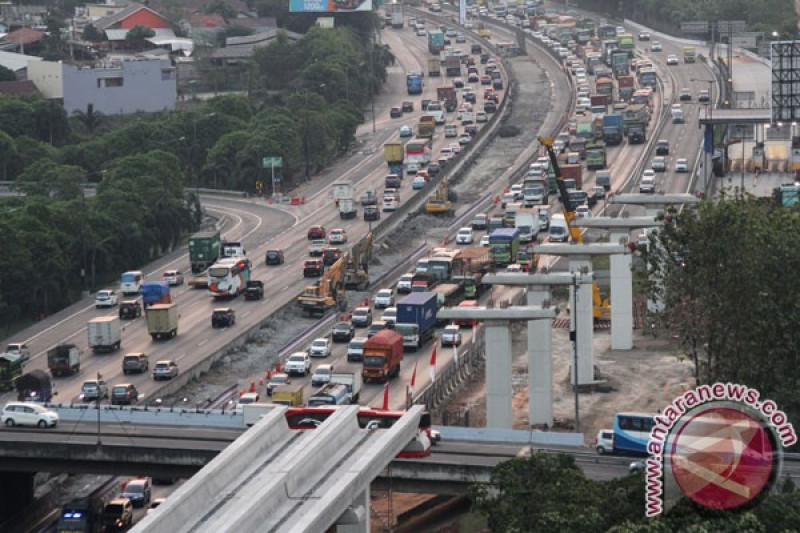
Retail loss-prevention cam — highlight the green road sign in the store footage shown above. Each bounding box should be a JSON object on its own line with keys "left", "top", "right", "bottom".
{"left": 261, "top": 156, "right": 283, "bottom": 168}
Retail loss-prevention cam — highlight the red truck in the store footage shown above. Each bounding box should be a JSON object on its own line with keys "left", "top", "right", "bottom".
{"left": 362, "top": 330, "right": 404, "bottom": 383}
{"left": 561, "top": 164, "right": 583, "bottom": 189}
{"left": 436, "top": 85, "right": 457, "bottom": 112}
{"left": 590, "top": 93, "right": 611, "bottom": 107}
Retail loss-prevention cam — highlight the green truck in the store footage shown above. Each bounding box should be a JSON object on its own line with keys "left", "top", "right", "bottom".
{"left": 586, "top": 142, "right": 607, "bottom": 170}
{"left": 0, "top": 353, "right": 23, "bottom": 391}
{"left": 188, "top": 230, "right": 221, "bottom": 273}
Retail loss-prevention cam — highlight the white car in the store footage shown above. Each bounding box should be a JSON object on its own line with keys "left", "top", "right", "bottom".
{"left": 476, "top": 112, "right": 488, "bottom": 123}
{"left": 374, "top": 288, "right": 395, "bottom": 309}
{"left": 441, "top": 324, "right": 462, "bottom": 346}
{"left": 456, "top": 227, "right": 474, "bottom": 244}
{"left": 311, "top": 363, "right": 334, "bottom": 387}
{"left": 328, "top": 228, "right": 347, "bottom": 244}
{"left": 480, "top": 235, "right": 491, "bottom": 247}
{"left": 416, "top": 28, "right": 427, "bottom": 36}
{"left": 1, "top": 402, "right": 59, "bottom": 428}
{"left": 285, "top": 352, "right": 311, "bottom": 376}
{"left": 397, "top": 273, "right": 414, "bottom": 293}
{"left": 309, "top": 338, "right": 332, "bottom": 358}
{"left": 95, "top": 289, "right": 118, "bottom": 308}
{"left": 510, "top": 184, "right": 524, "bottom": 200}
{"left": 576, "top": 204, "right": 591, "bottom": 218}
{"left": 675, "top": 158, "right": 689, "bottom": 173}
{"left": 382, "top": 197, "right": 398, "bottom": 212}
{"left": 507, "top": 264, "right": 523, "bottom": 272}
{"left": 406, "top": 162, "right": 420, "bottom": 174}
{"left": 640, "top": 170, "right": 656, "bottom": 193}
{"left": 667, "top": 54, "right": 679, "bottom": 65}
{"left": 444, "top": 124, "right": 458, "bottom": 138}
{"left": 162, "top": 270, "right": 184, "bottom": 286}
{"left": 382, "top": 307, "right": 398, "bottom": 326}
{"left": 651, "top": 41, "right": 662, "bottom": 52}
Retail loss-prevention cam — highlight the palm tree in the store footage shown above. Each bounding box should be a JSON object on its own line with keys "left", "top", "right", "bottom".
{"left": 72, "top": 104, "right": 105, "bottom": 135}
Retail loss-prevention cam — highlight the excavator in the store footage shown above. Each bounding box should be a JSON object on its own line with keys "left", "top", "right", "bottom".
{"left": 538, "top": 136, "right": 611, "bottom": 321}
{"left": 425, "top": 177, "right": 452, "bottom": 214}
{"left": 344, "top": 232, "right": 373, "bottom": 290}
{"left": 297, "top": 254, "right": 348, "bottom": 317}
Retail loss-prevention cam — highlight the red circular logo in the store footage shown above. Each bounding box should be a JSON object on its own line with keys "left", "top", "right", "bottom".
{"left": 669, "top": 407, "right": 775, "bottom": 510}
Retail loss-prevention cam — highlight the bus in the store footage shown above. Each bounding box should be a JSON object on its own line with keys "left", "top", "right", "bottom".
{"left": 631, "top": 88, "right": 653, "bottom": 108}
{"left": 284, "top": 406, "right": 434, "bottom": 458}
{"left": 207, "top": 257, "right": 252, "bottom": 298}
{"left": 617, "top": 34, "right": 634, "bottom": 56}
{"left": 428, "top": 249, "right": 462, "bottom": 281}
{"left": 497, "top": 42, "right": 522, "bottom": 57}
{"left": 405, "top": 138, "right": 432, "bottom": 165}
{"left": 613, "top": 412, "right": 657, "bottom": 455}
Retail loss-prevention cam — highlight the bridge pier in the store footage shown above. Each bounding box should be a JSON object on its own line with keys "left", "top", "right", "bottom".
{"left": 336, "top": 488, "right": 369, "bottom": 533}
{"left": 485, "top": 319, "right": 513, "bottom": 429}
{"left": 0, "top": 471, "right": 35, "bottom": 517}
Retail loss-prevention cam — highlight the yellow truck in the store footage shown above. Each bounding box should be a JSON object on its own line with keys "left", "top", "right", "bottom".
{"left": 271, "top": 384, "right": 304, "bottom": 406}
{"left": 682, "top": 46, "right": 696, "bottom": 63}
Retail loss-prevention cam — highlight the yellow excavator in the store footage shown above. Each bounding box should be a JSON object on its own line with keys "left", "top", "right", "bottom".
{"left": 344, "top": 232, "right": 373, "bottom": 290}
{"left": 538, "top": 136, "right": 611, "bottom": 321}
{"left": 425, "top": 177, "right": 452, "bottom": 214}
{"left": 297, "top": 254, "right": 348, "bottom": 317}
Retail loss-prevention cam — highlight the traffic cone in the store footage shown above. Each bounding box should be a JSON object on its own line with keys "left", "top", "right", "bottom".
{"left": 266, "top": 370, "right": 273, "bottom": 379}
{"left": 249, "top": 382, "right": 256, "bottom": 393}
{"left": 494, "top": 195, "right": 500, "bottom": 205}
{"left": 276, "top": 362, "right": 282, "bottom": 373}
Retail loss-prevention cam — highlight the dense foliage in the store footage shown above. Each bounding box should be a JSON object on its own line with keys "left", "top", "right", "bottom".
{"left": 471, "top": 452, "right": 800, "bottom": 532}
{"left": 0, "top": 20, "right": 386, "bottom": 324}
{"left": 644, "top": 197, "right": 800, "bottom": 434}
{"left": 576, "top": 0, "right": 798, "bottom": 36}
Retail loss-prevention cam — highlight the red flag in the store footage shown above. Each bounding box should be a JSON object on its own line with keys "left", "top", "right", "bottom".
{"left": 382, "top": 381, "right": 390, "bottom": 410}
{"left": 410, "top": 361, "right": 418, "bottom": 389}
{"left": 275, "top": 362, "right": 282, "bottom": 373}
{"left": 429, "top": 346, "right": 437, "bottom": 382}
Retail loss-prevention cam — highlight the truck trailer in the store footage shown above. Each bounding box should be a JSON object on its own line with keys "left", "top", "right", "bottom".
{"left": 146, "top": 303, "right": 179, "bottom": 340}
{"left": 47, "top": 344, "right": 81, "bottom": 377}
{"left": 188, "top": 230, "right": 221, "bottom": 273}
{"left": 362, "top": 329, "right": 404, "bottom": 382}
{"left": 395, "top": 291, "right": 438, "bottom": 350}
{"left": 88, "top": 317, "right": 121, "bottom": 353}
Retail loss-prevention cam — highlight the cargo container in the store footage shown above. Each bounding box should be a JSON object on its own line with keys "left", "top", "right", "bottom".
{"left": 188, "top": 230, "right": 221, "bottom": 273}
{"left": 140, "top": 281, "right": 171, "bottom": 307}
{"left": 561, "top": 164, "right": 584, "bottom": 188}
{"left": 47, "top": 344, "right": 81, "bottom": 377}
{"left": 146, "top": 303, "right": 179, "bottom": 340}
{"left": 395, "top": 292, "right": 438, "bottom": 350}
{"left": 489, "top": 227, "right": 521, "bottom": 266}
{"left": 88, "top": 316, "right": 121, "bottom": 353}
{"left": 272, "top": 384, "right": 304, "bottom": 406}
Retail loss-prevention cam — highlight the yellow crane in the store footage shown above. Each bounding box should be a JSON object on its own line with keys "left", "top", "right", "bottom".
{"left": 425, "top": 177, "right": 452, "bottom": 213}
{"left": 344, "top": 232, "right": 373, "bottom": 290}
{"left": 538, "top": 136, "right": 611, "bottom": 321}
{"left": 297, "top": 254, "right": 348, "bottom": 317}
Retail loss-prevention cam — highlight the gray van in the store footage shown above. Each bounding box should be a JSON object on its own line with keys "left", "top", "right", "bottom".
{"left": 347, "top": 337, "right": 367, "bottom": 362}
{"left": 595, "top": 170, "right": 611, "bottom": 191}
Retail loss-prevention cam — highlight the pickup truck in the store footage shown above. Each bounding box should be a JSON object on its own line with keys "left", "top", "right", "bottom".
{"left": 244, "top": 280, "right": 264, "bottom": 300}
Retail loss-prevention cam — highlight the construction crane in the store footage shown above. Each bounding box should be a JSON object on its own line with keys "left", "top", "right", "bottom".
{"left": 297, "top": 254, "right": 348, "bottom": 317}
{"left": 538, "top": 136, "right": 611, "bottom": 321}
{"left": 344, "top": 232, "right": 373, "bottom": 290}
{"left": 425, "top": 177, "right": 452, "bottom": 214}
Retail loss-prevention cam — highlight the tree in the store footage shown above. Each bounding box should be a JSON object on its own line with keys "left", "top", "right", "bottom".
{"left": 72, "top": 103, "right": 105, "bottom": 135}
{"left": 126, "top": 25, "right": 156, "bottom": 48}
{"left": 31, "top": 99, "right": 70, "bottom": 145}
{"left": 82, "top": 23, "right": 103, "bottom": 42}
{"left": 205, "top": 0, "right": 237, "bottom": 22}
{"left": 0, "top": 65, "right": 15, "bottom": 82}
{"left": 0, "top": 131, "right": 17, "bottom": 180}
{"left": 648, "top": 197, "right": 800, "bottom": 429}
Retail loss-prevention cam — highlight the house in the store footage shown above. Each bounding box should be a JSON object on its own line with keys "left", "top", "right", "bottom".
{"left": 211, "top": 28, "right": 303, "bottom": 65}
{"left": 0, "top": 27, "right": 45, "bottom": 54}
{"left": 90, "top": 3, "right": 177, "bottom": 50}
{"left": 27, "top": 57, "right": 176, "bottom": 115}
{"left": 0, "top": 79, "right": 40, "bottom": 96}
{"left": 0, "top": 49, "right": 42, "bottom": 74}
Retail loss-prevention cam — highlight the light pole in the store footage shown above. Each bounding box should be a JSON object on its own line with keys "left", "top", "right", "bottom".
{"left": 96, "top": 372, "right": 102, "bottom": 446}
{"left": 303, "top": 84, "right": 325, "bottom": 183}
{"left": 740, "top": 125, "right": 746, "bottom": 194}
{"left": 570, "top": 272, "right": 580, "bottom": 433}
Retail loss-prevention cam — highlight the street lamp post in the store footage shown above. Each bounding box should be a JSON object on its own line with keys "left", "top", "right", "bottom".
{"left": 692, "top": 78, "right": 715, "bottom": 195}
{"left": 570, "top": 272, "right": 580, "bottom": 433}
{"left": 303, "top": 84, "right": 325, "bottom": 183}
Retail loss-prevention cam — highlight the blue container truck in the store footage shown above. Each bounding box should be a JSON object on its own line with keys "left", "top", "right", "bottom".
{"left": 489, "top": 228, "right": 521, "bottom": 266}
{"left": 140, "top": 281, "right": 171, "bottom": 307}
{"left": 407, "top": 74, "right": 423, "bottom": 95}
{"left": 428, "top": 30, "right": 445, "bottom": 55}
{"left": 395, "top": 292, "right": 438, "bottom": 351}
{"left": 602, "top": 114, "right": 624, "bottom": 146}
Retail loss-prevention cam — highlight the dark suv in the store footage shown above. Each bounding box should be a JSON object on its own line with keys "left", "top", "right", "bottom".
{"left": 122, "top": 353, "right": 149, "bottom": 374}
{"left": 119, "top": 300, "right": 142, "bottom": 320}
{"left": 265, "top": 249, "right": 284, "bottom": 265}
{"left": 110, "top": 384, "right": 139, "bottom": 406}
{"left": 212, "top": 308, "right": 236, "bottom": 328}
{"left": 331, "top": 322, "right": 355, "bottom": 342}
{"left": 655, "top": 140, "right": 669, "bottom": 155}
{"left": 103, "top": 498, "right": 133, "bottom": 531}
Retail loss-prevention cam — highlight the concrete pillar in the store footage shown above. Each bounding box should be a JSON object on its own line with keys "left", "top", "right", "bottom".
{"left": 568, "top": 261, "right": 594, "bottom": 386}
{"left": 644, "top": 209, "right": 665, "bottom": 313}
{"left": 485, "top": 319, "right": 513, "bottom": 428}
{"left": 336, "top": 487, "right": 370, "bottom": 533}
{"left": 609, "top": 231, "right": 633, "bottom": 350}
{"left": 0, "top": 471, "right": 35, "bottom": 518}
{"left": 526, "top": 287, "right": 553, "bottom": 426}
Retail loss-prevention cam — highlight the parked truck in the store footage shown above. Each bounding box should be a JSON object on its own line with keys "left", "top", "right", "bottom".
{"left": 188, "top": 230, "right": 221, "bottom": 273}
{"left": 47, "top": 344, "right": 81, "bottom": 377}
{"left": 602, "top": 114, "right": 624, "bottom": 145}
{"left": 88, "top": 316, "right": 121, "bottom": 354}
{"left": 436, "top": 85, "right": 457, "bottom": 112}
{"left": 146, "top": 303, "right": 179, "bottom": 340}
{"left": 362, "top": 329, "right": 404, "bottom": 382}
{"left": 515, "top": 208, "right": 540, "bottom": 243}
{"left": 395, "top": 291, "right": 438, "bottom": 351}
{"left": 617, "top": 75, "right": 635, "bottom": 101}
{"left": 272, "top": 384, "right": 304, "bottom": 406}
{"left": 16, "top": 369, "right": 52, "bottom": 402}
{"left": 428, "top": 57, "right": 441, "bottom": 77}
{"left": 561, "top": 163, "right": 584, "bottom": 188}
{"left": 140, "top": 281, "right": 171, "bottom": 308}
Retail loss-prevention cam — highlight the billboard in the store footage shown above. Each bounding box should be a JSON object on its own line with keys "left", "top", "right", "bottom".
{"left": 289, "top": 0, "right": 373, "bottom": 12}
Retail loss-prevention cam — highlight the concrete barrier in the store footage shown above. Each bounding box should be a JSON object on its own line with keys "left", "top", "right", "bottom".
{"left": 52, "top": 404, "right": 244, "bottom": 429}
{"left": 434, "top": 425, "right": 585, "bottom": 446}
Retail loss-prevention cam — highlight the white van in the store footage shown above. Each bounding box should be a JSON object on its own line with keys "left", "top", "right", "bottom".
{"left": 671, "top": 105, "right": 684, "bottom": 124}
{"left": 120, "top": 270, "right": 144, "bottom": 296}
{"left": 548, "top": 214, "right": 569, "bottom": 242}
